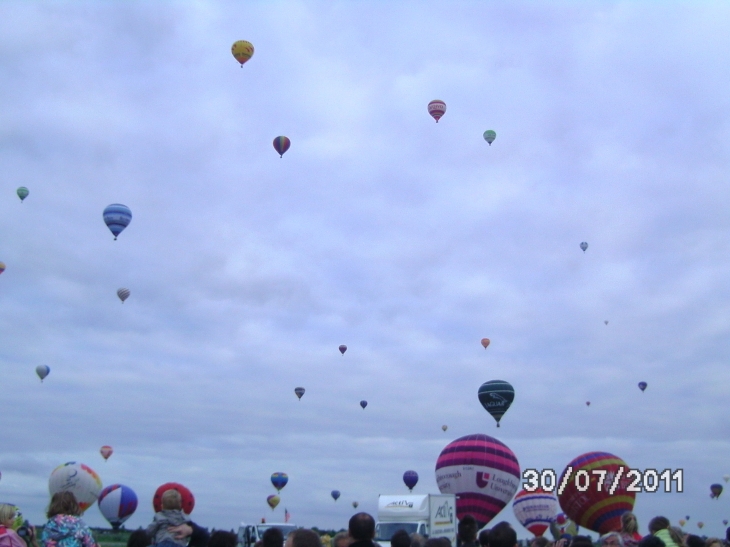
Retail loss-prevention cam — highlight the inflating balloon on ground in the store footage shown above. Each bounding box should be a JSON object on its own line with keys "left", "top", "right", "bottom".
{"left": 153, "top": 482, "right": 194, "bottom": 514}
{"left": 513, "top": 488, "right": 558, "bottom": 537}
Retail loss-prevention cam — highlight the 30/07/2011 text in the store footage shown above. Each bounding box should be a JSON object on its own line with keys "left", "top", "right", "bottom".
{"left": 522, "top": 467, "right": 683, "bottom": 495}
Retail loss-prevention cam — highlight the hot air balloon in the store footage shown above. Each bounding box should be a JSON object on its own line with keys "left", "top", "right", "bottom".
{"left": 724, "top": 475, "right": 730, "bottom": 483}
{"left": 724, "top": 520, "right": 728, "bottom": 526}
{"left": 103, "top": 204, "right": 132, "bottom": 240}
{"left": 360, "top": 400, "right": 367, "bottom": 409}
{"left": 331, "top": 490, "right": 340, "bottom": 501}
{"left": 697, "top": 522, "right": 704, "bottom": 530}
{"left": 267, "top": 495, "right": 280, "bottom": 510}
{"left": 604, "top": 321, "right": 609, "bottom": 325}
{"left": 442, "top": 425, "right": 448, "bottom": 432}
{"left": 435, "top": 433, "right": 520, "bottom": 528}
{"left": 483, "top": 131, "right": 496, "bottom": 146}
{"left": 428, "top": 100, "right": 446, "bottom": 123}
{"left": 352, "top": 501, "right": 359, "bottom": 508}
{"left": 638, "top": 382, "right": 647, "bottom": 392}
{"left": 273, "top": 137, "right": 290, "bottom": 158}
{"left": 339, "top": 345, "right": 347, "bottom": 355}
{"left": 16, "top": 187, "right": 28, "bottom": 202}
{"left": 36, "top": 365, "right": 50, "bottom": 382}
{"left": 153, "top": 483, "right": 194, "bottom": 514}
{"left": 100, "top": 446, "right": 113, "bottom": 461}
{"left": 686, "top": 516, "right": 690, "bottom": 520}
{"left": 49, "top": 462, "right": 103, "bottom": 513}
{"left": 478, "top": 380, "right": 515, "bottom": 427}
{"left": 557, "top": 452, "right": 636, "bottom": 534}
{"left": 513, "top": 488, "right": 559, "bottom": 537}
{"left": 294, "top": 387, "right": 305, "bottom": 400}
{"left": 711, "top": 484, "right": 723, "bottom": 498}
{"left": 580, "top": 242, "right": 588, "bottom": 252}
{"left": 403, "top": 471, "right": 419, "bottom": 492}
{"left": 97, "top": 484, "right": 138, "bottom": 530}
{"left": 586, "top": 401, "right": 590, "bottom": 406}
{"left": 231, "top": 40, "right": 254, "bottom": 66}
{"left": 0, "top": 262, "right": 5, "bottom": 274}
{"left": 679, "top": 519, "right": 686, "bottom": 527}
{"left": 481, "top": 338, "right": 490, "bottom": 349}
{"left": 117, "top": 288, "right": 130, "bottom": 303}
{"left": 271, "top": 473, "right": 288, "bottom": 492}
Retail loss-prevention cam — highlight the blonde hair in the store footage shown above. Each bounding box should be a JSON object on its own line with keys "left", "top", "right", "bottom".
{"left": 0, "top": 504, "right": 16, "bottom": 525}
{"left": 161, "top": 489, "right": 182, "bottom": 510}
{"left": 621, "top": 513, "right": 638, "bottom": 535}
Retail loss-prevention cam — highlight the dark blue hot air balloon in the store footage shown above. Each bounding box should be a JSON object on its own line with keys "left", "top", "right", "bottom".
{"left": 331, "top": 490, "right": 340, "bottom": 501}
{"left": 271, "top": 472, "right": 288, "bottom": 492}
{"left": 103, "top": 204, "right": 132, "bottom": 240}
{"left": 638, "top": 382, "right": 647, "bottom": 392}
{"left": 403, "top": 470, "right": 418, "bottom": 492}
{"left": 360, "top": 400, "right": 367, "bottom": 409}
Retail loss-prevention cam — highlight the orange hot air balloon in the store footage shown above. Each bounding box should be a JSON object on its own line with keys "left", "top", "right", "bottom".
{"left": 100, "top": 446, "right": 113, "bottom": 461}
{"left": 480, "top": 338, "right": 490, "bottom": 349}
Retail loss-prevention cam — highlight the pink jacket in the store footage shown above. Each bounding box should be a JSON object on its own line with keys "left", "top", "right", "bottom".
{"left": 0, "top": 526, "right": 27, "bottom": 547}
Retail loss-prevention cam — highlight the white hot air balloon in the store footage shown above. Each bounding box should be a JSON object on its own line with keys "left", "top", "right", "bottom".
{"left": 48, "top": 462, "right": 103, "bottom": 513}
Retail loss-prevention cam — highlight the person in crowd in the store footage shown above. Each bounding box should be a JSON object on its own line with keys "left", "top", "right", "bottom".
{"left": 668, "top": 529, "right": 684, "bottom": 547}
{"left": 332, "top": 533, "right": 351, "bottom": 547}
{"left": 478, "top": 531, "right": 489, "bottom": 547}
{"left": 422, "top": 539, "right": 442, "bottom": 547}
{"left": 685, "top": 536, "right": 704, "bottom": 547}
{"left": 285, "top": 530, "right": 322, "bottom": 547}
{"left": 263, "top": 529, "right": 284, "bottom": 547}
{"left": 638, "top": 538, "right": 664, "bottom": 547}
{"left": 620, "top": 513, "right": 642, "bottom": 547}
{"left": 600, "top": 533, "right": 623, "bottom": 547}
{"left": 649, "top": 518, "right": 681, "bottom": 547}
{"left": 530, "top": 538, "right": 549, "bottom": 547}
{"left": 458, "top": 516, "right": 478, "bottom": 547}
{"left": 168, "top": 522, "right": 210, "bottom": 547}
{"left": 409, "top": 533, "right": 424, "bottom": 547}
{"left": 41, "top": 492, "right": 97, "bottom": 547}
{"left": 570, "top": 536, "right": 594, "bottom": 547}
{"left": 487, "top": 522, "right": 517, "bottom": 547}
{"left": 0, "top": 505, "right": 31, "bottom": 547}
{"left": 206, "top": 532, "right": 237, "bottom": 547}
{"left": 127, "top": 531, "right": 151, "bottom": 547}
{"left": 705, "top": 539, "right": 723, "bottom": 547}
{"left": 347, "top": 514, "right": 376, "bottom": 547}
{"left": 147, "top": 490, "right": 189, "bottom": 547}
{"left": 391, "top": 531, "right": 410, "bottom": 547}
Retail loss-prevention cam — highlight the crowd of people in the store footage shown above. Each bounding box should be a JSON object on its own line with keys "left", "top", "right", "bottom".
{"left": 0, "top": 491, "right": 729, "bottom": 547}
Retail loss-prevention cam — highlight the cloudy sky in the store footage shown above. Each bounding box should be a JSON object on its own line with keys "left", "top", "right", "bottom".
{"left": 1, "top": 0, "right": 730, "bottom": 539}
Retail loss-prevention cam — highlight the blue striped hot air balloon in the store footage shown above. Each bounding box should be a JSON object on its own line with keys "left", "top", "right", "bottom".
{"left": 271, "top": 472, "right": 288, "bottom": 492}
{"left": 103, "top": 204, "right": 132, "bottom": 240}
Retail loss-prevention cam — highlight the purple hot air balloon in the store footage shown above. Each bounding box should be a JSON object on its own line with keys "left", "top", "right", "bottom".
{"left": 360, "top": 400, "right": 367, "bottom": 409}
{"left": 403, "top": 470, "right": 419, "bottom": 492}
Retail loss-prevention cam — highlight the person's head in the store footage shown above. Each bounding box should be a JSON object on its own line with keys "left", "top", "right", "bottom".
{"left": 410, "top": 534, "right": 425, "bottom": 547}
{"left": 0, "top": 505, "right": 16, "bottom": 528}
{"left": 704, "top": 538, "right": 723, "bottom": 547}
{"left": 600, "top": 533, "right": 623, "bottom": 547}
{"left": 488, "top": 522, "right": 517, "bottom": 547}
{"left": 478, "top": 530, "right": 490, "bottom": 547}
{"left": 263, "top": 528, "right": 285, "bottom": 547}
{"left": 208, "top": 532, "right": 238, "bottom": 547}
{"left": 391, "top": 530, "right": 411, "bottom": 547}
{"left": 47, "top": 491, "right": 81, "bottom": 518}
{"left": 348, "top": 513, "right": 376, "bottom": 541}
{"left": 161, "top": 489, "right": 183, "bottom": 511}
{"left": 685, "top": 536, "right": 704, "bottom": 547}
{"left": 649, "top": 518, "right": 671, "bottom": 535}
{"left": 127, "top": 530, "right": 151, "bottom": 547}
{"left": 668, "top": 528, "right": 684, "bottom": 547}
{"left": 570, "top": 536, "right": 594, "bottom": 547}
{"left": 726, "top": 529, "right": 730, "bottom": 544}
{"left": 459, "top": 516, "right": 478, "bottom": 544}
{"left": 531, "top": 538, "right": 549, "bottom": 547}
{"left": 621, "top": 514, "right": 639, "bottom": 535}
{"left": 637, "top": 537, "right": 664, "bottom": 547}
{"left": 423, "top": 539, "right": 442, "bottom": 547}
{"left": 333, "top": 532, "right": 351, "bottom": 547}
{"left": 285, "top": 529, "right": 322, "bottom": 547}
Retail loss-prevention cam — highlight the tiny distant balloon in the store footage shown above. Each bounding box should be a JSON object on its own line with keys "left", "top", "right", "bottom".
{"left": 442, "top": 425, "right": 448, "bottom": 432}
{"left": 0, "top": 262, "right": 5, "bottom": 274}
{"left": 586, "top": 401, "right": 590, "bottom": 406}
{"left": 724, "top": 475, "right": 730, "bottom": 483}
{"left": 580, "top": 242, "right": 588, "bottom": 252}
{"left": 638, "top": 382, "right": 647, "bottom": 392}
{"left": 697, "top": 522, "right": 704, "bottom": 530}
{"left": 16, "top": 187, "right": 29, "bottom": 202}
{"left": 273, "top": 136, "right": 291, "bottom": 158}
{"left": 231, "top": 40, "right": 254, "bottom": 66}
{"left": 294, "top": 387, "right": 305, "bottom": 400}
{"left": 267, "top": 495, "right": 280, "bottom": 510}
{"left": 103, "top": 204, "right": 132, "bottom": 240}
{"left": 679, "top": 519, "right": 686, "bottom": 527}
{"left": 483, "top": 130, "right": 496, "bottom": 146}
{"left": 271, "top": 473, "right": 288, "bottom": 492}
{"left": 100, "top": 446, "right": 113, "bottom": 461}
{"left": 403, "top": 470, "right": 419, "bottom": 492}
{"left": 711, "top": 484, "right": 723, "bottom": 498}
{"left": 117, "top": 288, "right": 130, "bottom": 303}
{"left": 428, "top": 100, "right": 446, "bottom": 123}
{"left": 339, "top": 345, "right": 347, "bottom": 355}
{"left": 36, "top": 365, "right": 50, "bottom": 381}
{"left": 686, "top": 516, "right": 690, "bottom": 520}
{"left": 331, "top": 490, "right": 340, "bottom": 501}
{"left": 352, "top": 501, "right": 359, "bottom": 508}
{"left": 481, "top": 338, "right": 490, "bottom": 349}
{"left": 604, "top": 320, "right": 608, "bottom": 325}
{"left": 724, "top": 520, "right": 728, "bottom": 526}
{"left": 360, "top": 400, "right": 367, "bottom": 409}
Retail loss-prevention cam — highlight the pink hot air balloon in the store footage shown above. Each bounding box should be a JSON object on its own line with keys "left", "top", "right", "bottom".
{"left": 100, "top": 446, "right": 113, "bottom": 461}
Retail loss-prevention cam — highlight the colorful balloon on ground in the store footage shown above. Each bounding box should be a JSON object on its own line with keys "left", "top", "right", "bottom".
{"left": 339, "top": 345, "right": 347, "bottom": 355}
{"left": 428, "top": 100, "right": 446, "bottom": 123}
{"left": 557, "top": 452, "right": 635, "bottom": 534}
{"left": 478, "top": 380, "right": 515, "bottom": 427}
{"left": 153, "top": 483, "right": 194, "bottom": 514}
{"left": 103, "top": 204, "right": 132, "bottom": 240}
{"left": 580, "top": 242, "right": 588, "bottom": 252}
{"left": 483, "top": 131, "right": 496, "bottom": 146}
{"left": 638, "top": 382, "right": 647, "bottom": 392}
{"left": 403, "top": 471, "right": 419, "bottom": 492}
{"left": 0, "top": 262, "right": 5, "bottom": 274}
{"left": 360, "top": 400, "right": 367, "bottom": 409}
{"left": 294, "top": 387, "right": 305, "bottom": 400}
{"left": 49, "top": 462, "right": 102, "bottom": 513}
{"left": 273, "top": 136, "right": 290, "bottom": 158}
{"left": 481, "top": 338, "right": 490, "bottom": 349}
{"left": 352, "top": 501, "right": 359, "bottom": 508}
{"left": 231, "top": 40, "right": 254, "bottom": 66}
{"left": 711, "top": 484, "right": 723, "bottom": 498}
{"left": 331, "top": 490, "right": 340, "bottom": 501}
{"left": 16, "top": 187, "right": 28, "bottom": 202}
{"left": 435, "top": 433, "right": 520, "bottom": 528}
{"left": 36, "top": 365, "right": 50, "bottom": 381}
{"left": 117, "top": 288, "right": 130, "bottom": 303}
{"left": 100, "top": 446, "right": 113, "bottom": 461}
{"left": 97, "top": 484, "right": 137, "bottom": 530}
{"left": 271, "top": 473, "right": 288, "bottom": 492}
{"left": 679, "top": 519, "right": 686, "bottom": 527}
{"left": 513, "top": 488, "right": 559, "bottom": 537}
{"left": 267, "top": 495, "right": 280, "bottom": 510}
{"left": 442, "top": 425, "right": 448, "bottom": 432}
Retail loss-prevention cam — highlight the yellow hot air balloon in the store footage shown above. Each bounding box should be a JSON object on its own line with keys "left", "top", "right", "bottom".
{"left": 231, "top": 41, "right": 254, "bottom": 66}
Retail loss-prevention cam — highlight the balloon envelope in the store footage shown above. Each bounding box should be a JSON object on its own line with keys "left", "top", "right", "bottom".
{"left": 0, "top": 262, "right": 5, "bottom": 274}
{"left": 557, "top": 452, "right": 636, "bottom": 534}
{"left": 478, "top": 380, "right": 515, "bottom": 427}
{"left": 698, "top": 523, "right": 704, "bottom": 529}
{"left": 442, "top": 425, "right": 448, "bottom": 432}
{"left": 711, "top": 484, "right": 723, "bottom": 498}
{"left": 153, "top": 483, "right": 194, "bottom": 514}
{"left": 49, "top": 462, "right": 102, "bottom": 513}
{"left": 724, "top": 475, "right": 730, "bottom": 483}
{"left": 294, "top": 387, "right": 305, "bottom": 400}
{"left": 580, "top": 242, "right": 588, "bottom": 252}
{"left": 724, "top": 520, "right": 728, "bottom": 526}
{"left": 483, "top": 130, "right": 496, "bottom": 145}
{"left": 100, "top": 446, "right": 113, "bottom": 461}
{"left": 267, "top": 495, "right": 280, "bottom": 510}
{"left": 428, "top": 100, "right": 446, "bottom": 122}
{"left": 273, "top": 136, "right": 291, "bottom": 158}
{"left": 231, "top": 40, "right": 254, "bottom": 66}
{"left": 271, "top": 473, "right": 289, "bottom": 492}
{"left": 352, "top": 501, "right": 359, "bottom": 508}
{"left": 513, "top": 488, "right": 559, "bottom": 537}
{"left": 481, "top": 338, "right": 490, "bottom": 349}
{"left": 339, "top": 345, "right": 347, "bottom": 355}
{"left": 117, "top": 288, "right": 130, "bottom": 303}
{"left": 638, "top": 382, "right": 647, "bottom": 392}
{"left": 103, "top": 204, "right": 132, "bottom": 240}
{"left": 36, "top": 365, "right": 50, "bottom": 381}
{"left": 435, "top": 433, "right": 520, "bottom": 528}
{"left": 679, "top": 520, "right": 686, "bottom": 527}
{"left": 331, "top": 490, "right": 340, "bottom": 501}
{"left": 360, "top": 400, "right": 367, "bottom": 409}
{"left": 97, "top": 484, "right": 137, "bottom": 529}
{"left": 403, "top": 470, "right": 419, "bottom": 492}
{"left": 16, "top": 187, "right": 28, "bottom": 202}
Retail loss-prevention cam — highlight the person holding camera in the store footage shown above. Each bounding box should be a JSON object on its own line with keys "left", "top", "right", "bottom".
{"left": 0, "top": 504, "right": 37, "bottom": 547}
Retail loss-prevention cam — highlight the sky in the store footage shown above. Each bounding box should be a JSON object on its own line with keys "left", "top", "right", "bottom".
{"left": 1, "top": 0, "right": 730, "bottom": 540}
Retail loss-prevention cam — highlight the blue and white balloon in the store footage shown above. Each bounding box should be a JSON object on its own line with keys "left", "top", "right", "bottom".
{"left": 97, "top": 484, "right": 138, "bottom": 530}
{"left": 103, "top": 204, "right": 132, "bottom": 240}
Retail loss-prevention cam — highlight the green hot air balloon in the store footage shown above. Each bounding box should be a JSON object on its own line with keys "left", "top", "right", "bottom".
{"left": 478, "top": 380, "right": 515, "bottom": 427}
{"left": 17, "top": 187, "right": 29, "bottom": 202}
{"left": 483, "top": 130, "right": 496, "bottom": 146}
